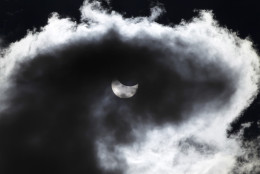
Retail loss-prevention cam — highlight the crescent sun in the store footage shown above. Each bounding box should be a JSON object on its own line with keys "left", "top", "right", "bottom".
{"left": 111, "top": 80, "right": 138, "bottom": 98}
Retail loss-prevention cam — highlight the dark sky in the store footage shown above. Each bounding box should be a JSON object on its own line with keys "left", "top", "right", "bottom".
{"left": 0, "top": 0, "right": 259, "bottom": 174}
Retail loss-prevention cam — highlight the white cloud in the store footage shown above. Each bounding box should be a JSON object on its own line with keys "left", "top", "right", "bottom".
{"left": 0, "top": 1, "right": 259, "bottom": 174}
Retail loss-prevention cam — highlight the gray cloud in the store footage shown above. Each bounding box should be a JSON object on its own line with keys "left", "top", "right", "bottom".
{"left": 0, "top": 1, "right": 259, "bottom": 174}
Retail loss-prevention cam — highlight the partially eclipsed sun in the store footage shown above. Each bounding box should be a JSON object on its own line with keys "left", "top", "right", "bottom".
{"left": 111, "top": 80, "right": 138, "bottom": 98}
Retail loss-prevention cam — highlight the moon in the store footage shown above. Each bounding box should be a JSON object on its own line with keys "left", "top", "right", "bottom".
{"left": 111, "top": 80, "right": 138, "bottom": 98}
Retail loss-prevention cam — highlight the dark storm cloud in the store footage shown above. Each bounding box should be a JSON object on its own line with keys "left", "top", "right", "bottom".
{"left": 0, "top": 1, "right": 259, "bottom": 174}
{"left": 0, "top": 28, "right": 234, "bottom": 173}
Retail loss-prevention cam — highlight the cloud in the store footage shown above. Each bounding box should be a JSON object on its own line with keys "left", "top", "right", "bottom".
{"left": 0, "top": 1, "right": 259, "bottom": 174}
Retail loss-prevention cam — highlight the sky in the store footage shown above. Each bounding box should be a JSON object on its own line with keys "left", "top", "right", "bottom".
{"left": 0, "top": 0, "right": 259, "bottom": 174}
